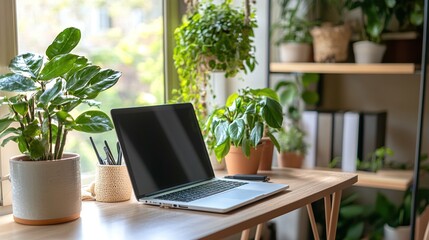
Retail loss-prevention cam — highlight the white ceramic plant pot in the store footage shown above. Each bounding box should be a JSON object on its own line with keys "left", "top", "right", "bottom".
{"left": 353, "top": 41, "right": 387, "bottom": 63}
{"left": 9, "top": 153, "right": 81, "bottom": 225}
{"left": 383, "top": 224, "right": 410, "bottom": 240}
{"left": 279, "top": 43, "right": 312, "bottom": 62}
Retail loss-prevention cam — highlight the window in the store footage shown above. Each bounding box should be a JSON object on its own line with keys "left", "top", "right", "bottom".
{"left": 15, "top": 0, "right": 165, "bottom": 184}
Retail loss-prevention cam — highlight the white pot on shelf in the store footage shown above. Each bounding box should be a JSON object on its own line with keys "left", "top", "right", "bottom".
{"left": 383, "top": 224, "right": 410, "bottom": 240}
{"left": 279, "top": 42, "right": 312, "bottom": 62}
{"left": 353, "top": 40, "right": 387, "bottom": 63}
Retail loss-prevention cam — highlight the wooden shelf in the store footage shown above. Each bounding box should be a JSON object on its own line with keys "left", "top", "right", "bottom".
{"left": 354, "top": 169, "right": 413, "bottom": 191}
{"left": 270, "top": 63, "right": 417, "bottom": 74}
{"left": 315, "top": 168, "right": 413, "bottom": 191}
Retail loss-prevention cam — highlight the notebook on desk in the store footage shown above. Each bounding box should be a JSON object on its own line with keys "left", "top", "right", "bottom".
{"left": 111, "top": 103, "right": 288, "bottom": 213}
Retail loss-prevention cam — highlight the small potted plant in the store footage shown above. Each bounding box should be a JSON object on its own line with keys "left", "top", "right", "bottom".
{"left": 0, "top": 27, "right": 120, "bottom": 225}
{"left": 345, "top": 0, "right": 396, "bottom": 63}
{"left": 310, "top": 0, "right": 352, "bottom": 63}
{"left": 275, "top": 73, "right": 319, "bottom": 168}
{"left": 277, "top": 126, "right": 307, "bottom": 168}
{"left": 173, "top": 0, "right": 257, "bottom": 122}
{"left": 272, "top": 0, "right": 315, "bottom": 62}
{"left": 206, "top": 88, "right": 283, "bottom": 174}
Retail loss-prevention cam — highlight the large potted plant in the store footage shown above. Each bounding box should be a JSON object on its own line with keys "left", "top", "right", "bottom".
{"left": 272, "top": 0, "right": 314, "bottom": 62}
{"left": 206, "top": 88, "right": 283, "bottom": 174}
{"left": 0, "top": 27, "right": 120, "bottom": 225}
{"left": 345, "top": 0, "right": 396, "bottom": 63}
{"left": 172, "top": 0, "right": 257, "bottom": 122}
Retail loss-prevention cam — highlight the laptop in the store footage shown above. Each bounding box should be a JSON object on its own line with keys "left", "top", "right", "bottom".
{"left": 111, "top": 103, "right": 288, "bottom": 213}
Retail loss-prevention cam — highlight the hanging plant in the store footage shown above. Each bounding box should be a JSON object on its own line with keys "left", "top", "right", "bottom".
{"left": 172, "top": 0, "right": 257, "bottom": 123}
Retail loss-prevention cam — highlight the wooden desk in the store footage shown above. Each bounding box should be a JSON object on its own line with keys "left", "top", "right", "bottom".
{"left": 0, "top": 168, "right": 357, "bottom": 240}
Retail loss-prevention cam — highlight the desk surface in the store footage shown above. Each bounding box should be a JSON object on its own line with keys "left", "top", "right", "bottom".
{"left": 0, "top": 168, "right": 357, "bottom": 240}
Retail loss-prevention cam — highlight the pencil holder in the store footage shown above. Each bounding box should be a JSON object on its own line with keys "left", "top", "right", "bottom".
{"left": 95, "top": 165, "right": 132, "bottom": 202}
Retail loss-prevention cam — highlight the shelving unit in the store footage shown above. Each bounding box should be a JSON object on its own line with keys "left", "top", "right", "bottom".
{"left": 270, "top": 63, "right": 418, "bottom": 75}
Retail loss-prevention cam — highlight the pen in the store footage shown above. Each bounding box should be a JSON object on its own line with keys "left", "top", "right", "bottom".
{"left": 116, "top": 141, "right": 122, "bottom": 165}
{"left": 224, "top": 174, "right": 270, "bottom": 182}
{"left": 89, "top": 137, "right": 104, "bottom": 165}
{"left": 104, "top": 146, "right": 115, "bottom": 165}
{"left": 104, "top": 140, "right": 116, "bottom": 165}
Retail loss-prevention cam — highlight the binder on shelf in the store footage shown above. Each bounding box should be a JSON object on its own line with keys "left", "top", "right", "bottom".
{"left": 301, "top": 111, "right": 318, "bottom": 168}
{"left": 316, "top": 111, "right": 333, "bottom": 167}
{"left": 360, "top": 111, "right": 387, "bottom": 162}
{"left": 332, "top": 112, "right": 344, "bottom": 166}
{"left": 342, "top": 112, "right": 360, "bottom": 172}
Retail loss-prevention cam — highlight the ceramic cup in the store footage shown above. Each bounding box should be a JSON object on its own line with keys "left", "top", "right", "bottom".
{"left": 95, "top": 165, "right": 132, "bottom": 202}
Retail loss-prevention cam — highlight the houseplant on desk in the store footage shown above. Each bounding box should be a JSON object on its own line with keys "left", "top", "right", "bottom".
{"left": 206, "top": 88, "right": 283, "bottom": 174}
{"left": 0, "top": 27, "right": 120, "bottom": 225}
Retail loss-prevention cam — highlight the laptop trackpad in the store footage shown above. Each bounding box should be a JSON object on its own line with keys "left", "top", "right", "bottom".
{"left": 219, "top": 189, "right": 265, "bottom": 200}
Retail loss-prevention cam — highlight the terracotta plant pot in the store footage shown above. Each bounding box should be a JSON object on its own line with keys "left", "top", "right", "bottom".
{"left": 278, "top": 152, "right": 304, "bottom": 168}
{"left": 9, "top": 153, "right": 81, "bottom": 225}
{"left": 311, "top": 23, "right": 351, "bottom": 63}
{"left": 259, "top": 137, "right": 274, "bottom": 171}
{"left": 225, "top": 145, "right": 262, "bottom": 175}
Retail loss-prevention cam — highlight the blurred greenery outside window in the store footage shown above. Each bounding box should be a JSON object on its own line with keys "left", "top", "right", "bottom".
{"left": 16, "top": 0, "right": 164, "bottom": 184}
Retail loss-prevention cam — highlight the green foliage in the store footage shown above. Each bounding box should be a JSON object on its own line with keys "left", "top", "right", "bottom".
{"left": 357, "top": 146, "right": 394, "bottom": 172}
{"left": 375, "top": 188, "right": 429, "bottom": 228}
{"left": 0, "top": 27, "right": 120, "bottom": 160}
{"left": 275, "top": 73, "right": 319, "bottom": 124}
{"left": 172, "top": 0, "right": 257, "bottom": 122}
{"left": 272, "top": 0, "right": 315, "bottom": 44}
{"left": 345, "top": 0, "right": 396, "bottom": 43}
{"left": 277, "top": 125, "right": 307, "bottom": 155}
{"left": 206, "top": 88, "right": 283, "bottom": 159}
{"left": 394, "top": 0, "right": 424, "bottom": 30}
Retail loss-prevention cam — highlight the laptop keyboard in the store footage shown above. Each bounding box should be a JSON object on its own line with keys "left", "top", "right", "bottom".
{"left": 154, "top": 180, "right": 248, "bottom": 202}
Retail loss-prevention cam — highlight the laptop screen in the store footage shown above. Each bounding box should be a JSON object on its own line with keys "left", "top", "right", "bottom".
{"left": 111, "top": 103, "right": 214, "bottom": 198}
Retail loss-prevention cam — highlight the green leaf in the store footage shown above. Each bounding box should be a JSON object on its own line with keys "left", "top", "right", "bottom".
{"left": 46, "top": 27, "right": 81, "bottom": 59}
{"left": 88, "top": 69, "right": 121, "bottom": 92}
{"left": 1, "top": 135, "right": 19, "bottom": 147}
{"left": 9, "top": 53, "right": 44, "bottom": 78}
{"left": 250, "top": 122, "right": 263, "bottom": 147}
{"left": 261, "top": 98, "right": 283, "bottom": 128}
{"left": 302, "top": 91, "right": 319, "bottom": 105}
{"left": 73, "top": 110, "right": 114, "bottom": 133}
{"left": 56, "top": 110, "right": 74, "bottom": 126}
{"left": 28, "top": 138, "right": 46, "bottom": 160}
{"left": 301, "top": 73, "right": 319, "bottom": 87}
{"left": 344, "top": 222, "right": 364, "bottom": 240}
{"left": 241, "top": 137, "right": 251, "bottom": 157}
{"left": 214, "top": 141, "right": 230, "bottom": 160}
{"left": 340, "top": 205, "right": 366, "bottom": 219}
{"left": 0, "top": 118, "right": 14, "bottom": 133}
{"left": 385, "top": 0, "right": 396, "bottom": 8}
{"left": 226, "top": 92, "right": 239, "bottom": 107}
{"left": 39, "top": 54, "right": 78, "bottom": 80}
{"left": 214, "top": 121, "right": 229, "bottom": 146}
{"left": 38, "top": 79, "right": 65, "bottom": 107}
{"left": 228, "top": 119, "right": 245, "bottom": 143}
{"left": 0, "top": 73, "right": 37, "bottom": 92}
{"left": 250, "top": 88, "right": 279, "bottom": 102}
{"left": 23, "top": 122, "right": 41, "bottom": 138}
{"left": 66, "top": 65, "right": 100, "bottom": 92}
{"left": 12, "top": 102, "right": 28, "bottom": 116}
{"left": 0, "top": 127, "right": 19, "bottom": 139}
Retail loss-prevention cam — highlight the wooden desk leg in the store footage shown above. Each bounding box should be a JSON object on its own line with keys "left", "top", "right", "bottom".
{"left": 240, "top": 223, "right": 264, "bottom": 240}
{"left": 306, "top": 204, "right": 320, "bottom": 240}
{"left": 324, "top": 195, "right": 331, "bottom": 238}
{"left": 327, "top": 190, "right": 342, "bottom": 240}
{"left": 240, "top": 229, "right": 250, "bottom": 240}
{"left": 255, "top": 223, "right": 264, "bottom": 240}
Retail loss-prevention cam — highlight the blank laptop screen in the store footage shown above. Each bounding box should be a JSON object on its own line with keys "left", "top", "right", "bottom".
{"left": 111, "top": 103, "right": 214, "bottom": 198}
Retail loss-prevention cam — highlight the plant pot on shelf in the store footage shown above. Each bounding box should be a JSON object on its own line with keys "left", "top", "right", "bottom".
{"left": 310, "top": 23, "right": 351, "bottom": 63}
{"left": 353, "top": 40, "right": 387, "bottom": 63}
{"left": 259, "top": 137, "right": 274, "bottom": 171}
{"left": 8, "top": 153, "right": 81, "bottom": 225}
{"left": 279, "top": 43, "right": 312, "bottom": 62}
{"left": 277, "top": 152, "right": 304, "bottom": 168}
{"left": 225, "top": 145, "right": 262, "bottom": 175}
{"left": 383, "top": 224, "right": 410, "bottom": 240}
